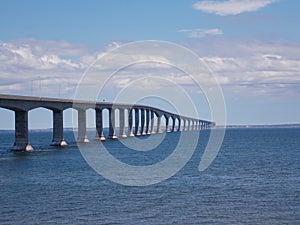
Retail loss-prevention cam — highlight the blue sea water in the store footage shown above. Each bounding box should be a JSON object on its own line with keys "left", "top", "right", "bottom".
{"left": 0, "top": 128, "right": 299, "bottom": 224}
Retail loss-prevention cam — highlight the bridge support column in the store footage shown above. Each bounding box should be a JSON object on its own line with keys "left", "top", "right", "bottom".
{"left": 141, "top": 109, "right": 146, "bottom": 135}
{"left": 12, "top": 110, "right": 33, "bottom": 151}
{"left": 171, "top": 118, "right": 175, "bottom": 132}
{"left": 77, "top": 109, "right": 89, "bottom": 143}
{"left": 157, "top": 116, "right": 162, "bottom": 133}
{"left": 134, "top": 109, "right": 141, "bottom": 136}
{"left": 150, "top": 111, "right": 155, "bottom": 134}
{"left": 95, "top": 109, "right": 105, "bottom": 141}
{"left": 182, "top": 119, "right": 186, "bottom": 131}
{"left": 108, "top": 108, "right": 117, "bottom": 139}
{"left": 51, "top": 110, "right": 67, "bottom": 146}
{"left": 119, "top": 109, "right": 127, "bottom": 138}
{"left": 166, "top": 117, "right": 170, "bottom": 132}
{"left": 177, "top": 118, "right": 181, "bottom": 132}
{"left": 145, "top": 109, "right": 150, "bottom": 135}
{"left": 128, "top": 109, "right": 134, "bottom": 136}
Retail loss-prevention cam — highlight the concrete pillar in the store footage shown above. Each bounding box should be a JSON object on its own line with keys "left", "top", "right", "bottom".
{"left": 134, "top": 109, "right": 141, "bottom": 136}
{"left": 177, "top": 118, "right": 181, "bottom": 132}
{"left": 166, "top": 116, "right": 170, "bottom": 132}
{"left": 128, "top": 109, "right": 134, "bottom": 136}
{"left": 171, "top": 117, "right": 176, "bottom": 132}
{"left": 141, "top": 109, "right": 146, "bottom": 135}
{"left": 12, "top": 110, "right": 33, "bottom": 151}
{"left": 183, "top": 119, "right": 186, "bottom": 131}
{"left": 157, "top": 116, "right": 162, "bottom": 133}
{"left": 77, "top": 109, "right": 89, "bottom": 143}
{"left": 108, "top": 108, "right": 117, "bottom": 139}
{"left": 119, "top": 108, "right": 127, "bottom": 137}
{"left": 51, "top": 110, "right": 67, "bottom": 146}
{"left": 150, "top": 111, "right": 155, "bottom": 134}
{"left": 95, "top": 109, "right": 105, "bottom": 141}
{"left": 146, "top": 109, "right": 150, "bottom": 135}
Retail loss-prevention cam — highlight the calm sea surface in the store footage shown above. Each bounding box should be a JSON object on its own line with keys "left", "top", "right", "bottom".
{"left": 0, "top": 128, "right": 299, "bottom": 224}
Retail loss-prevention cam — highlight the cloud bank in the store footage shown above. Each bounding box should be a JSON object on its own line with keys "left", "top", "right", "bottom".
{"left": 0, "top": 38, "right": 299, "bottom": 101}
{"left": 193, "top": 0, "right": 278, "bottom": 16}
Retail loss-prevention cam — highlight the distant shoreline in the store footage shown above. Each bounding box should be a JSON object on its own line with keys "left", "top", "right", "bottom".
{"left": 218, "top": 124, "right": 300, "bottom": 129}
{"left": 1, "top": 124, "right": 300, "bottom": 132}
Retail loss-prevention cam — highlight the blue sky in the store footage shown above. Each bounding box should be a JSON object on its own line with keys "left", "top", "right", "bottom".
{"left": 0, "top": 0, "right": 300, "bottom": 128}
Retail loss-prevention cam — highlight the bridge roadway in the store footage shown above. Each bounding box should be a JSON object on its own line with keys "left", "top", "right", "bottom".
{"left": 0, "top": 94, "right": 215, "bottom": 151}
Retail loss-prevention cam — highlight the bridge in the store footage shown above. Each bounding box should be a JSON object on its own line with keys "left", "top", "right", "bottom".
{"left": 0, "top": 94, "right": 215, "bottom": 151}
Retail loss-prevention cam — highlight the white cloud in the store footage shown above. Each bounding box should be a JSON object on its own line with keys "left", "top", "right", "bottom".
{"left": 201, "top": 49, "right": 300, "bottom": 96}
{"left": 0, "top": 39, "right": 96, "bottom": 97}
{"left": 193, "top": 0, "right": 278, "bottom": 16}
{"left": 0, "top": 38, "right": 300, "bottom": 100}
{"left": 178, "top": 28, "right": 223, "bottom": 38}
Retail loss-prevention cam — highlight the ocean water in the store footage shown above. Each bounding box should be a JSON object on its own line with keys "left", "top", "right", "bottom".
{"left": 0, "top": 128, "right": 299, "bottom": 224}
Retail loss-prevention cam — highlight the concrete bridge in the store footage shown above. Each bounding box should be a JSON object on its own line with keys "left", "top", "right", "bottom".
{"left": 0, "top": 94, "right": 215, "bottom": 151}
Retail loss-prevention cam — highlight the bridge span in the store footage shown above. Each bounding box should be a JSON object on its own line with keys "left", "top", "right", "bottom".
{"left": 0, "top": 94, "right": 215, "bottom": 151}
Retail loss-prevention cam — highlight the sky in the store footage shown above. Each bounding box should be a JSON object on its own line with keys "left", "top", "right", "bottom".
{"left": 0, "top": 0, "right": 300, "bottom": 128}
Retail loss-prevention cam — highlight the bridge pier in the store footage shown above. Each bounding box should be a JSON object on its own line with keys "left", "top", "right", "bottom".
{"left": 166, "top": 117, "right": 170, "bottom": 132}
{"left": 141, "top": 109, "right": 146, "bottom": 135}
{"left": 12, "top": 110, "right": 33, "bottom": 151}
{"left": 134, "top": 109, "right": 141, "bottom": 136}
{"left": 95, "top": 109, "right": 105, "bottom": 141}
{"left": 145, "top": 109, "right": 150, "bottom": 135}
{"left": 171, "top": 117, "right": 175, "bottom": 132}
{"left": 119, "top": 109, "right": 127, "bottom": 138}
{"left": 128, "top": 109, "right": 134, "bottom": 137}
{"left": 108, "top": 108, "right": 117, "bottom": 139}
{"left": 150, "top": 111, "right": 155, "bottom": 134}
{"left": 51, "top": 110, "right": 67, "bottom": 146}
{"left": 177, "top": 118, "right": 181, "bottom": 132}
{"left": 157, "top": 116, "right": 162, "bottom": 133}
{"left": 77, "top": 109, "right": 89, "bottom": 143}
